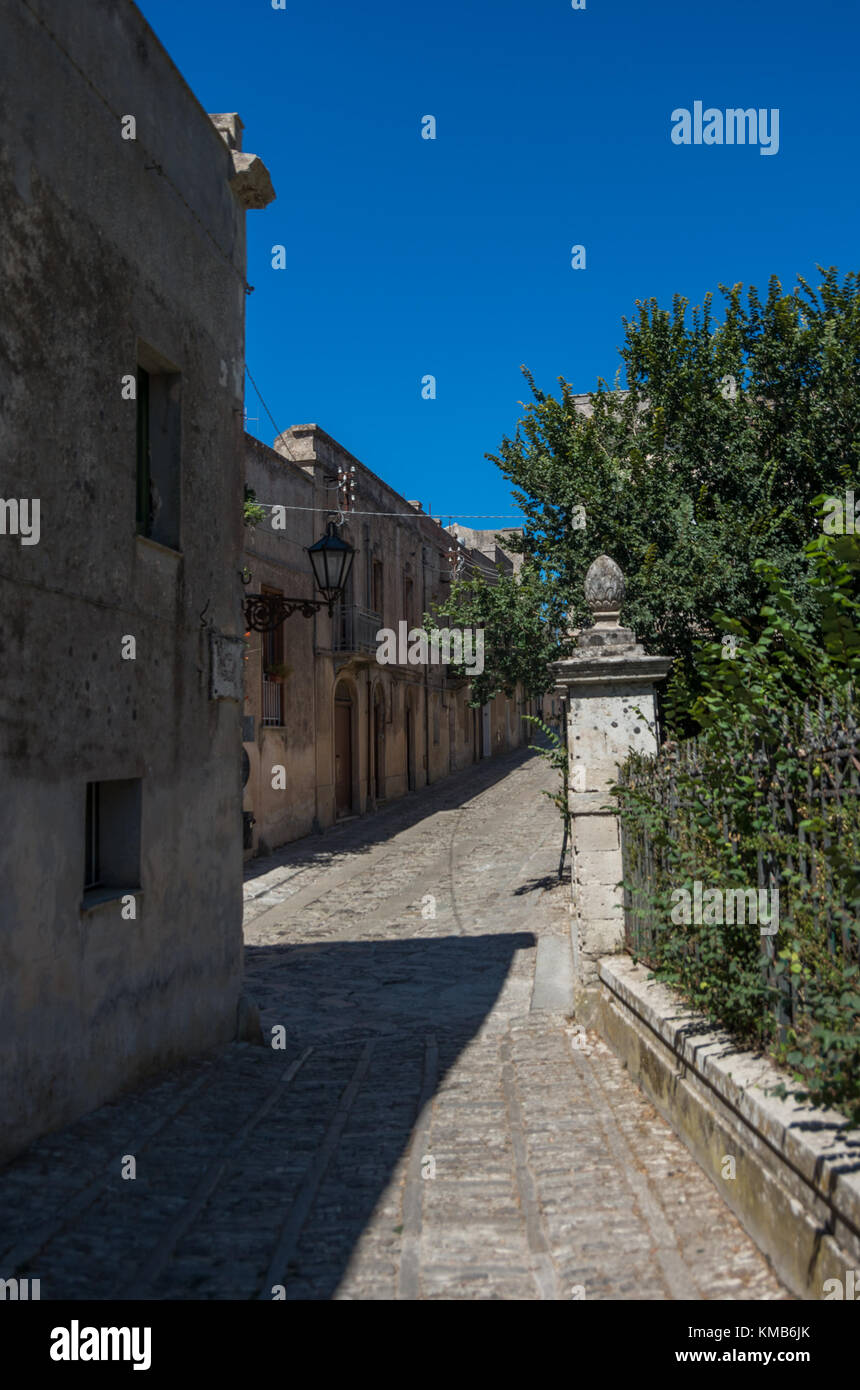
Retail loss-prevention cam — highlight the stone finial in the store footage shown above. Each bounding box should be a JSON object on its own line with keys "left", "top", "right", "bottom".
{"left": 584, "top": 555, "right": 625, "bottom": 619}
{"left": 228, "top": 151, "right": 276, "bottom": 210}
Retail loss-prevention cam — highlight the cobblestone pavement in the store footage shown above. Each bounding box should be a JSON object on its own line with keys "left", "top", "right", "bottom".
{"left": 0, "top": 748, "right": 788, "bottom": 1299}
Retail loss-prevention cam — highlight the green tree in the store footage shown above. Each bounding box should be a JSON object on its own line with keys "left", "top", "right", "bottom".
{"left": 447, "top": 267, "right": 860, "bottom": 731}
{"left": 614, "top": 529, "right": 860, "bottom": 1118}
{"left": 430, "top": 560, "right": 569, "bottom": 707}
{"left": 243, "top": 485, "right": 266, "bottom": 527}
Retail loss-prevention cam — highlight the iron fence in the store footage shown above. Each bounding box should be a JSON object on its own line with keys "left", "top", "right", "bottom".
{"left": 616, "top": 690, "right": 860, "bottom": 1035}
{"left": 262, "top": 675, "right": 283, "bottom": 727}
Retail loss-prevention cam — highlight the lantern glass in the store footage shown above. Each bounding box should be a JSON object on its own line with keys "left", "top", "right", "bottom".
{"left": 307, "top": 521, "right": 356, "bottom": 604}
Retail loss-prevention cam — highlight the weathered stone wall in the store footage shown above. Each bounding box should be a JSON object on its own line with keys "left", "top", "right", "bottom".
{"left": 0, "top": 0, "right": 271, "bottom": 1160}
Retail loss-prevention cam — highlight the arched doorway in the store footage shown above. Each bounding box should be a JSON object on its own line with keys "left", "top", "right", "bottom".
{"left": 334, "top": 681, "right": 354, "bottom": 816}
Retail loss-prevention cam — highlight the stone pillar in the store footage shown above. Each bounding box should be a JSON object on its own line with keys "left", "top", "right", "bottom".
{"left": 550, "top": 556, "right": 672, "bottom": 1004}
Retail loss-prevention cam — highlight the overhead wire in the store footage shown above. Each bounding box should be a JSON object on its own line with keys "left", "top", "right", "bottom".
{"left": 249, "top": 502, "right": 527, "bottom": 521}
{"left": 244, "top": 369, "right": 526, "bottom": 526}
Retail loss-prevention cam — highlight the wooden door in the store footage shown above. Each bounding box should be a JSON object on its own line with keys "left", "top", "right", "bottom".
{"left": 335, "top": 698, "right": 352, "bottom": 814}
{"left": 373, "top": 697, "right": 383, "bottom": 800}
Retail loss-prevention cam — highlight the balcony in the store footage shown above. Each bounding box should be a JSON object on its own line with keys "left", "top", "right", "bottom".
{"left": 331, "top": 604, "right": 382, "bottom": 656}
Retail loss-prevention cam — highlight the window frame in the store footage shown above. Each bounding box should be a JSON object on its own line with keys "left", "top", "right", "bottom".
{"left": 84, "top": 781, "right": 101, "bottom": 890}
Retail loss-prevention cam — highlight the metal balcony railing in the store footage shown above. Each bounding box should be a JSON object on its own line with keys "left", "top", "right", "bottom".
{"left": 262, "top": 675, "right": 283, "bottom": 726}
{"left": 332, "top": 605, "right": 382, "bottom": 655}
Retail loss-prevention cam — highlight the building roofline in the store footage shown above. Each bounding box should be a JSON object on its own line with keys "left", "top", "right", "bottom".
{"left": 126, "top": 0, "right": 247, "bottom": 165}
{"left": 266, "top": 425, "right": 453, "bottom": 541}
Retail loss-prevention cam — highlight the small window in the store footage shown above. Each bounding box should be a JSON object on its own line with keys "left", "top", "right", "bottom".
{"left": 83, "top": 779, "right": 142, "bottom": 904}
{"left": 136, "top": 344, "right": 181, "bottom": 549}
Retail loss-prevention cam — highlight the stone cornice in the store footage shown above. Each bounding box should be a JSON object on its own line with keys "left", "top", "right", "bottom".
{"left": 550, "top": 654, "right": 673, "bottom": 687}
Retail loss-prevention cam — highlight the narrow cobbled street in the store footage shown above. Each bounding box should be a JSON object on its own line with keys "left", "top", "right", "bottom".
{"left": 0, "top": 750, "right": 787, "bottom": 1300}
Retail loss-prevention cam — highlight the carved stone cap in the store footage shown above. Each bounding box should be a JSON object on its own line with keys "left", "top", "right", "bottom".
{"left": 228, "top": 151, "right": 276, "bottom": 210}
{"left": 585, "top": 555, "right": 625, "bottom": 615}
{"left": 551, "top": 553, "right": 673, "bottom": 688}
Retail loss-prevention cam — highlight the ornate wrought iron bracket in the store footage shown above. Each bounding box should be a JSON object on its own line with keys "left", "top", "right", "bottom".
{"left": 243, "top": 593, "right": 333, "bottom": 632}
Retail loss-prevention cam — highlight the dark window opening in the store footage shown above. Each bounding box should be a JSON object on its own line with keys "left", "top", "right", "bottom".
{"left": 83, "top": 779, "right": 142, "bottom": 903}
{"left": 136, "top": 346, "right": 181, "bottom": 549}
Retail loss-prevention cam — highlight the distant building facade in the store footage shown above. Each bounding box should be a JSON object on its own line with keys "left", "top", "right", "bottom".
{"left": 0, "top": 0, "right": 273, "bottom": 1161}
{"left": 241, "top": 427, "right": 539, "bottom": 856}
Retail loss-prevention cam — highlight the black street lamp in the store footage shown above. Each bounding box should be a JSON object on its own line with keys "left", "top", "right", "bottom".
{"left": 243, "top": 520, "right": 356, "bottom": 633}
{"left": 307, "top": 520, "right": 356, "bottom": 605}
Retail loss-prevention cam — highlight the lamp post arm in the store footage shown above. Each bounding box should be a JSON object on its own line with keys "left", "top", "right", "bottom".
{"left": 243, "top": 593, "right": 333, "bottom": 633}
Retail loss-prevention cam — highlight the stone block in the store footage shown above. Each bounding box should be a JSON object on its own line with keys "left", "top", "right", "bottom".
{"left": 568, "top": 791, "right": 616, "bottom": 816}
{"left": 571, "top": 814, "right": 619, "bottom": 855}
{"left": 580, "top": 918, "right": 625, "bottom": 959}
{"left": 574, "top": 848, "right": 623, "bottom": 888}
{"left": 575, "top": 882, "right": 623, "bottom": 921}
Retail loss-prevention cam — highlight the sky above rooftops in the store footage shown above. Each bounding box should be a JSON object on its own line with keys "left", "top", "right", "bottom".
{"left": 138, "top": 0, "right": 859, "bottom": 527}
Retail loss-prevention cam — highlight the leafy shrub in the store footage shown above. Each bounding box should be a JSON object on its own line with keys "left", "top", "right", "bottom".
{"left": 615, "top": 531, "right": 860, "bottom": 1120}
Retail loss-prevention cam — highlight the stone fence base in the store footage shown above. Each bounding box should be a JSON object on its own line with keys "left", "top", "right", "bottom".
{"left": 598, "top": 955, "right": 860, "bottom": 1301}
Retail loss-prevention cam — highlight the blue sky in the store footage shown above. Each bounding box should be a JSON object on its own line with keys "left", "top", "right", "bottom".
{"left": 138, "top": 0, "right": 859, "bottom": 526}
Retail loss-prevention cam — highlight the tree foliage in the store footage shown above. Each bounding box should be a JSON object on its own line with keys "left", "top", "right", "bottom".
{"left": 452, "top": 266, "right": 860, "bottom": 731}
{"left": 431, "top": 561, "right": 569, "bottom": 706}
{"left": 615, "top": 531, "right": 860, "bottom": 1120}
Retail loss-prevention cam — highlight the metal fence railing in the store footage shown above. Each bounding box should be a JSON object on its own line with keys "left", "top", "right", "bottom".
{"left": 262, "top": 675, "right": 283, "bottom": 727}
{"left": 616, "top": 690, "right": 860, "bottom": 1036}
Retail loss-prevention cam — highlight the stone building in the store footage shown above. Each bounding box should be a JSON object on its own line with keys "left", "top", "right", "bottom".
{"left": 241, "top": 427, "right": 537, "bottom": 856}
{"left": 0, "top": 0, "right": 273, "bottom": 1161}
